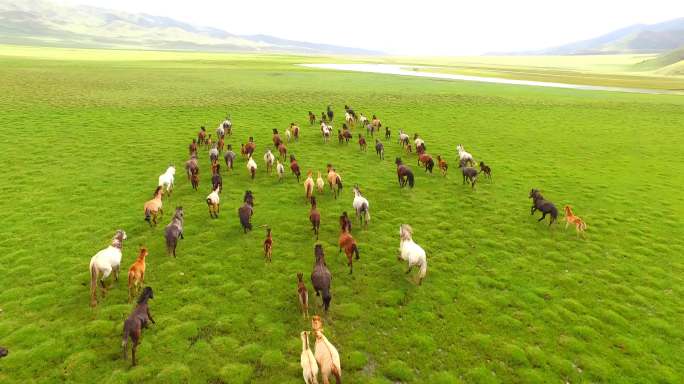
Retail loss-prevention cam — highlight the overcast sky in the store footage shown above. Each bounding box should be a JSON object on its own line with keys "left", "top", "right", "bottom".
{"left": 60, "top": 0, "right": 684, "bottom": 55}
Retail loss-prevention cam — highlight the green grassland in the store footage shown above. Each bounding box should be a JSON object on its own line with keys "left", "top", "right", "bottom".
{"left": 0, "top": 45, "right": 683, "bottom": 383}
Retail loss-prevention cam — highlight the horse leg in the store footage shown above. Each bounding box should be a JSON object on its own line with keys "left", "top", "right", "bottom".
{"left": 538, "top": 212, "right": 547, "bottom": 222}
{"left": 531, "top": 206, "right": 537, "bottom": 215}
{"left": 406, "top": 265, "right": 413, "bottom": 274}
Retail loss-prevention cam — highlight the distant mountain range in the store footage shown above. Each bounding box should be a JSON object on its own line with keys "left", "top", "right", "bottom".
{"left": 0, "top": 0, "right": 381, "bottom": 55}
{"left": 491, "top": 17, "right": 684, "bottom": 55}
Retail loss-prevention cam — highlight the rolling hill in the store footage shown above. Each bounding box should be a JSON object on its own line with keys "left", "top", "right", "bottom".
{"left": 0, "top": 0, "right": 380, "bottom": 55}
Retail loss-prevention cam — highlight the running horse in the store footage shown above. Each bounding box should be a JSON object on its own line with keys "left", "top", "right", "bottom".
{"left": 395, "top": 158, "right": 415, "bottom": 188}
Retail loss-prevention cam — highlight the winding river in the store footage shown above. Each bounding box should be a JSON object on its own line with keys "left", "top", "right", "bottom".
{"left": 299, "top": 63, "right": 681, "bottom": 95}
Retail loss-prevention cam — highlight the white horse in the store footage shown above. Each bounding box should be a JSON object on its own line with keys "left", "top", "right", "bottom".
{"left": 276, "top": 160, "right": 285, "bottom": 181}
{"left": 321, "top": 122, "right": 332, "bottom": 143}
{"left": 457, "top": 144, "right": 474, "bottom": 166}
{"left": 158, "top": 166, "right": 175, "bottom": 196}
{"left": 216, "top": 123, "right": 225, "bottom": 139}
{"left": 285, "top": 128, "right": 292, "bottom": 143}
{"left": 300, "top": 331, "right": 319, "bottom": 384}
{"left": 345, "top": 112, "right": 355, "bottom": 126}
{"left": 359, "top": 113, "right": 368, "bottom": 126}
{"left": 398, "top": 130, "right": 409, "bottom": 145}
{"left": 89, "top": 229, "right": 127, "bottom": 306}
{"left": 352, "top": 185, "right": 370, "bottom": 229}
{"left": 314, "top": 330, "right": 341, "bottom": 384}
{"left": 263, "top": 149, "right": 275, "bottom": 174}
{"left": 247, "top": 156, "right": 257, "bottom": 179}
{"left": 398, "top": 224, "right": 427, "bottom": 285}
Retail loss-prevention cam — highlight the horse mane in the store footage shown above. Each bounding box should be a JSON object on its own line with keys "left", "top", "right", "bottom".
{"left": 137, "top": 287, "right": 153, "bottom": 304}
{"left": 314, "top": 244, "right": 325, "bottom": 262}
{"left": 400, "top": 224, "right": 413, "bottom": 241}
{"left": 153, "top": 186, "right": 162, "bottom": 197}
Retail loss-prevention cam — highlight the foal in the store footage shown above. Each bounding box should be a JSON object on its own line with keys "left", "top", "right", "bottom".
{"left": 297, "top": 272, "right": 309, "bottom": 318}
{"left": 529, "top": 189, "right": 558, "bottom": 226}
{"left": 479, "top": 161, "right": 492, "bottom": 181}
{"left": 564, "top": 205, "right": 587, "bottom": 237}
{"left": 127, "top": 247, "right": 147, "bottom": 303}
{"left": 122, "top": 287, "right": 155, "bottom": 366}
{"left": 309, "top": 197, "right": 321, "bottom": 240}
{"left": 437, "top": 155, "right": 448, "bottom": 176}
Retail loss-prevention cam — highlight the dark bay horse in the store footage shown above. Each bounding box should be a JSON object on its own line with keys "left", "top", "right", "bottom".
{"left": 309, "top": 197, "right": 320, "bottom": 240}
{"left": 238, "top": 194, "right": 254, "bottom": 233}
{"left": 395, "top": 158, "right": 415, "bottom": 188}
{"left": 164, "top": 207, "right": 184, "bottom": 257}
{"left": 122, "top": 287, "right": 155, "bottom": 366}
{"left": 529, "top": 189, "right": 558, "bottom": 226}
{"left": 311, "top": 244, "right": 332, "bottom": 312}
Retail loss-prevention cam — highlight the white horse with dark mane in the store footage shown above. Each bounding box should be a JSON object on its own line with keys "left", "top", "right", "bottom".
{"left": 352, "top": 185, "right": 370, "bottom": 229}
{"left": 398, "top": 224, "right": 427, "bottom": 285}
{"left": 158, "top": 165, "right": 175, "bottom": 196}
{"left": 456, "top": 144, "right": 474, "bottom": 166}
{"left": 89, "top": 229, "right": 127, "bottom": 306}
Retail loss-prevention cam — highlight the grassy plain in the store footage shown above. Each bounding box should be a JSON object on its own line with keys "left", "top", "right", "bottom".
{"left": 0, "top": 45, "right": 683, "bottom": 383}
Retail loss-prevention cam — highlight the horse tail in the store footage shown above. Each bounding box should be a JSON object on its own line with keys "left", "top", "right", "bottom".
{"left": 407, "top": 172, "right": 414, "bottom": 188}
{"left": 144, "top": 207, "right": 151, "bottom": 223}
{"left": 352, "top": 243, "right": 359, "bottom": 260}
{"left": 336, "top": 176, "right": 343, "bottom": 190}
{"left": 206, "top": 198, "right": 212, "bottom": 206}
{"left": 550, "top": 205, "right": 558, "bottom": 221}
{"left": 306, "top": 183, "right": 312, "bottom": 197}
{"left": 364, "top": 206, "right": 371, "bottom": 223}
{"left": 89, "top": 261, "right": 98, "bottom": 306}
{"left": 122, "top": 324, "right": 129, "bottom": 360}
{"left": 165, "top": 230, "right": 175, "bottom": 256}
{"left": 580, "top": 220, "right": 587, "bottom": 231}
{"left": 332, "top": 366, "right": 342, "bottom": 384}
{"left": 419, "top": 258, "right": 427, "bottom": 281}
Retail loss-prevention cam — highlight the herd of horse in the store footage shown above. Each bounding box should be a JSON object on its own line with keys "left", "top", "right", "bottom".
{"left": 83, "top": 107, "right": 587, "bottom": 379}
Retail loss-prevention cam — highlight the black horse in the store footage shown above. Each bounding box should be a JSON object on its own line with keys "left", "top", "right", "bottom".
{"left": 529, "top": 189, "right": 558, "bottom": 226}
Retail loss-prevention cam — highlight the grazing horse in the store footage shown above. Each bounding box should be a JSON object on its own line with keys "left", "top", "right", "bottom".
{"left": 185, "top": 154, "right": 199, "bottom": 182}
{"left": 206, "top": 187, "right": 220, "bottom": 218}
{"left": 326, "top": 164, "right": 343, "bottom": 199}
{"left": 291, "top": 123, "right": 300, "bottom": 142}
{"left": 309, "top": 197, "right": 321, "bottom": 240}
{"left": 127, "top": 247, "right": 147, "bottom": 303}
{"left": 300, "top": 331, "right": 319, "bottom": 384}
{"left": 437, "top": 155, "right": 448, "bottom": 176}
{"left": 198, "top": 126, "right": 207, "bottom": 146}
{"left": 358, "top": 134, "right": 367, "bottom": 151}
{"left": 479, "top": 161, "right": 492, "bottom": 181}
{"left": 264, "top": 149, "right": 275, "bottom": 174}
{"left": 457, "top": 144, "right": 475, "bottom": 166}
{"left": 164, "top": 207, "right": 184, "bottom": 257}
{"left": 304, "top": 170, "right": 315, "bottom": 201}
{"left": 338, "top": 229, "right": 359, "bottom": 274}
{"left": 395, "top": 158, "right": 415, "bottom": 188}
{"left": 311, "top": 244, "right": 332, "bottom": 312}
{"left": 158, "top": 165, "right": 175, "bottom": 196}
{"left": 339, "top": 211, "right": 352, "bottom": 233}
{"left": 89, "top": 230, "right": 126, "bottom": 307}
{"left": 564, "top": 205, "right": 587, "bottom": 237}
{"left": 375, "top": 139, "right": 384, "bottom": 159}
{"left": 326, "top": 105, "right": 334, "bottom": 122}
{"left": 297, "top": 273, "right": 309, "bottom": 318}
{"left": 276, "top": 160, "right": 285, "bottom": 181}
{"left": 314, "top": 329, "right": 342, "bottom": 384}
{"left": 278, "top": 142, "right": 288, "bottom": 160}
{"left": 264, "top": 227, "right": 273, "bottom": 262}
{"left": 122, "top": 287, "right": 155, "bottom": 366}
{"left": 316, "top": 171, "right": 325, "bottom": 193}
{"left": 418, "top": 153, "right": 435, "bottom": 173}
{"left": 459, "top": 159, "right": 478, "bottom": 189}
{"left": 247, "top": 156, "right": 257, "bottom": 180}
{"left": 224, "top": 145, "right": 236, "bottom": 171}
{"left": 309, "top": 111, "right": 316, "bottom": 125}
{"left": 529, "top": 189, "right": 558, "bottom": 226}
{"left": 143, "top": 186, "right": 164, "bottom": 226}
{"left": 398, "top": 224, "right": 428, "bottom": 285}
{"left": 238, "top": 196, "right": 254, "bottom": 233}
{"left": 290, "top": 155, "right": 301, "bottom": 182}
{"left": 352, "top": 185, "right": 370, "bottom": 229}
{"left": 385, "top": 126, "right": 391, "bottom": 140}
{"left": 211, "top": 164, "right": 222, "bottom": 192}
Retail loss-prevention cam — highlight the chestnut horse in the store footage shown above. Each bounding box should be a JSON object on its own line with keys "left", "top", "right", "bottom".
{"left": 297, "top": 272, "right": 309, "bottom": 318}
{"left": 290, "top": 155, "right": 301, "bottom": 182}
{"left": 127, "top": 247, "right": 147, "bottom": 303}
{"left": 358, "top": 134, "right": 367, "bottom": 151}
{"left": 264, "top": 227, "right": 273, "bottom": 262}
{"left": 437, "top": 155, "right": 448, "bottom": 176}
{"left": 418, "top": 153, "right": 434, "bottom": 173}
{"left": 338, "top": 229, "right": 359, "bottom": 274}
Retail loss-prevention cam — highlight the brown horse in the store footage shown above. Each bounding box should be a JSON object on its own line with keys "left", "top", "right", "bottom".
{"left": 529, "top": 189, "right": 558, "bottom": 226}
{"left": 188, "top": 139, "right": 198, "bottom": 156}
{"left": 326, "top": 164, "right": 343, "bottom": 199}
{"left": 122, "top": 287, "right": 155, "bottom": 366}
{"left": 342, "top": 125, "right": 352, "bottom": 143}
{"left": 291, "top": 123, "right": 300, "bottom": 142}
{"left": 297, "top": 272, "right": 309, "bottom": 318}
{"left": 127, "top": 247, "right": 147, "bottom": 303}
{"left": 197, "top": 127, "right": 206, "bottom": 146}
{"left": 311, "top": 244, "right": 332, "bottom": 312}
{"left": 375, "top": 139, "right": 384, "bottom": 159}
{"left": 385, "top": 126, "right": 391, "bottom": 140}
{"left": 339, "top": 211, "right": 352, "bottom": 233}
{"left": 479, "top": 161, "right": 492, "bottom": 181}
{"left": 217, "top": 136, "right": 225, "bottom": 152}
{"left": 243, "top": 139, "right": 256, "bottom": 158}
{"left": 308, "top": 111, "right": 316, "bottom": 125}
{"left": 143, "top": 186, "right": 164, "bottom": 226}
{"left": 358, "top": 134, "right": 367, "bottom": 151}
{"left": 437, "top": 155, "right": 448, "bottom": 176}
{"left": 418, "top": 153, "right": 434, "bottom": 173}
{"left": 190, "top": 168, "right": 199, "bottom": 190}
{"left": 309, "top": 197, "right": 321, "bottom": 240}
{"left": 264, "top": 227, "right": 273, "bottom": 262}
{"left": 459, "top": 159, "right": 478, "bottom": 189}
{"left": 238, "top": 196, "right": 254, "bottom": 233}
{"left": 272, "top": 129, "right": 283, "bottom": 147}
{"left": 290, "top": 155, "right": 301, "bottom": 182}
{"left": 278, "top": 142, "right": 288, "bottom": 160}
{"left": 395, "top": 158, "right": 415, "bottom": 188}
{"left": 338, "top": 229, "right": 359, "bottom": 274}
{"left": 185, "top": 154, "right": 199, "bottom": 182}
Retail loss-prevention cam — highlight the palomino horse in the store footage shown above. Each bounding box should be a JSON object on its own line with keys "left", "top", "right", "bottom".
{"left": 338, "top": 228, "right": 359, "bottom": 274}
{"left": 158, "top": 165, "right": 175, "bottom": 196}
{"left": 264, "top": 149, "right": 275, "bottom": 174}
{"left": 206, "top": 187, "right": 220, "bottom": 218}
{"left": 326, "top": 164, "right": 343, "bottom": 199}
{"left": 398, "top": 224, "right": 427, "bottom": 285}
{"left": 457, "top": 144, "right": 475, "bottom": 166}
{"left": 316, "top": 171, "right": 325, "bottom": 194}
{"left": 89, "top": 229, "right": 127, "bottom": 307}
{"left": 395, "top": 158, "right": 415, "bottom": 188}
{"left": 304, "top": 170, "right": 315, "bottom": 201}
{"left": 311, "top": 244, "right": 332, "bottom": 312}
{"left": 529, "top": 189, "right": 558, "bottom": 226}
{"left": 127, "top": 246, "right": 147, "bottom": 303}
{"left": 314, "top": 329, "right": 342, "bottom": 384}
{"left": 276, "top": 160, "right": 285, "bottom": 181}
{"left": 300, "top": 331, "right": 319, "bottom": 384}
{"left": 290, "top": 155, "right": 301, "bottom": 182}
{"left": 164, "top": 207, "right": 184, "bottom": 257}
{"left": 122, "top": 286, "right": 155, "bottom": 366}
{"left": 352, "top": 185, "right": 370, "bottom": 228}
{"left": 297, "top": 272, "right": 309, "bottom": 318}
{"left": 309, "top": 196, "right": 321, "bottom": 240}
{"left": 264, "top": 227, "right": 273, "bottom": 262}
{"left": 143, "top": 186, "right": 164, "bottom": 226}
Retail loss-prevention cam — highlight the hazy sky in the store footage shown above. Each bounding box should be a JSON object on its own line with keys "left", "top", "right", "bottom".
{"left": 61, "top": 0, "right": 684, "bottom": 55}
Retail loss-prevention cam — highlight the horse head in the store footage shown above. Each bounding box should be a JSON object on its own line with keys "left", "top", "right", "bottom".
{"left": 314, "top": 244, "right": 325, "bottom": 264}
{"left": 138, "top": 286, "right": 154, "bottom": 303}
{"left": 115, "top": 229, "right": 127, "bottom": 242}
{"left": 399, "top": 224, "right": 413, "bottom": 241}
{"left": 395, "top": 157, "right": 403, "bottom": 166}
{"left": 174, "top": 206, "right": 184, "bottom": 219}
